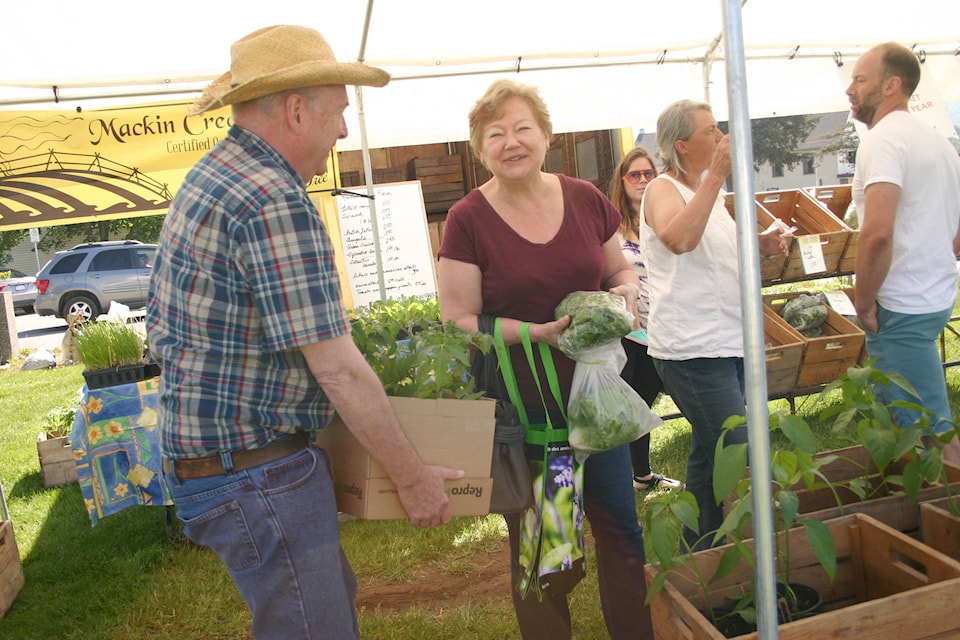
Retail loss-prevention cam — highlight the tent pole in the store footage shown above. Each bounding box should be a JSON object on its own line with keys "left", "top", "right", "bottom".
{"left": 355, "top": 0, "right": 386, "bottom": 302}
{"left": 721, "top": 1, "right": 779, "bottom": 638}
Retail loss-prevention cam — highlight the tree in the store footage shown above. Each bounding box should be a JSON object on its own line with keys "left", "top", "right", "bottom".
{"left": 0, "top": 214, "right": 165, "bottom": 265}
{"left": 720, "top": 115, "right": 819, "bottom": 171}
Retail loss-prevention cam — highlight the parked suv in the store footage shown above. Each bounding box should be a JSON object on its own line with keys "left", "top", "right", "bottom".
{"left": 35, "top": 241, "right": 156, "bottom": 322}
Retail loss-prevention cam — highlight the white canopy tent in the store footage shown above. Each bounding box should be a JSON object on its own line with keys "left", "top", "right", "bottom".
{"left": 3, "top": 2, "right": 958, "bottom": 636}
{"left": 2, "top": 0, "right": 958, "bottom": 149}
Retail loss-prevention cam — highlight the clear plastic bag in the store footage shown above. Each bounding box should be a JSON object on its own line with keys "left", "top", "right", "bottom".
{"left": 566, "top": 341, "right": 662, "bottom": 460}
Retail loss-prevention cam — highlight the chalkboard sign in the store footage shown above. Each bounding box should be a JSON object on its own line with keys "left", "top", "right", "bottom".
{"left": 334, "top": 181, "right": 437, "bottom": 308}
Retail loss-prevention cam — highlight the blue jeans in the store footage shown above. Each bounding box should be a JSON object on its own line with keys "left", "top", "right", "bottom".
{"left": 866, "top": 305, "right": 953, "bottom": 433}
{"left": 506, "top": 408, "right": 653, "bottom": 640}
{"left": 164, "top": 443, "right": 359, "bottom": 640}
{"left": 653, "top": 357, "right": 748, "bottom": 550}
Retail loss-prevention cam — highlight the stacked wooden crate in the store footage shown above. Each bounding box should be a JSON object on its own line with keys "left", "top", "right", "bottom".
{"left": 407, "top": 155, "right": 466, "bottom": 214}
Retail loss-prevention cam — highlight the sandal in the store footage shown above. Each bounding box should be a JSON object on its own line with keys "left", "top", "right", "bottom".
{"left": 633, "top": 472, "right": 684, "bottom": 492}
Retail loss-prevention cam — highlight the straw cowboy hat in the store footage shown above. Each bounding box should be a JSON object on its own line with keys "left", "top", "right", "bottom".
{"left": 190, "top": 24, "right": 390, "bottom": 115}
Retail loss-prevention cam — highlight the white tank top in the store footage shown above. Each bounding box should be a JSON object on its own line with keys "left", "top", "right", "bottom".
{"left": 640, "top": 174, "right": 744, "bottom": 360}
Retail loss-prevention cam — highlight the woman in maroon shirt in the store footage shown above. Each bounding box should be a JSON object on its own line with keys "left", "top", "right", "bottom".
{"left": 438, "top": 78, "right": 654, "bottom": 640}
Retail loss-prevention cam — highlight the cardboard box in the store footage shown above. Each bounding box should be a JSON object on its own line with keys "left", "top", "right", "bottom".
{"left": 314, "top": 396, "right": 496, "bottom": 519}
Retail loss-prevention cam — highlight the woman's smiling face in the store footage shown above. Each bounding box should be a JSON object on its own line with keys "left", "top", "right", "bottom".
{"left": 478, "top": 96, "right": 549, "bottom": 181}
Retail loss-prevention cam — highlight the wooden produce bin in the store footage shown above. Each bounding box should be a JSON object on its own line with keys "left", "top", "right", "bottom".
{"left": 763, "top": 306, "right": 805, "bottom": 397}
{"left": 0, "top": 520, "right": 24, "bottom": 619}
{"left": 645, "top": 513, "right": 960, "bottom": 640}
{"left": 37, "top": 431, "right": 77, "bottom": 487}
{"left": 724, "top": 193, "right": 788, "bottom": 283}
{"left": 407, "top": 155, "right": 466, "bottom": 214}
{"left": 724, "top": 444, "right": 960, "bottom": 538}
{"left": 807, "top": 184, "right": 856, "bottom": 275}
{"left": 758, "top": 189, "right": 849, "bottom": 280}
{"left": 763, "top": 291, "right": 865, "bottom": 388}
{"left": 920, "top": 496, "right": 960, "bottom": 561}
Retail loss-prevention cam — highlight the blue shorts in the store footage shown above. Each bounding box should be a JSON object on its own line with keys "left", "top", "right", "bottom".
{"left": 866, "top": 305, "right": 953, "bottom": 434}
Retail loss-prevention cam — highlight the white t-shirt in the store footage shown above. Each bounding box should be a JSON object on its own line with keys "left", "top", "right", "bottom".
{"left": 640, "top": 175, "right": 743, "bottom": 360}
{"left": 853, "top": 110, "right": 960, "bottom": 314}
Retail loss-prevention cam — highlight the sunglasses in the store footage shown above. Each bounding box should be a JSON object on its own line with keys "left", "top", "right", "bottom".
{"left": 623, "top": 169, "right": 656, "bottom": 184}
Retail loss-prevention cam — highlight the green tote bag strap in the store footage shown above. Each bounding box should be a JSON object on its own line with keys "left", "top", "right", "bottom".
{"left": 493, "top": 318, "right": 531, "bottom": 425}
{"left": 492, "top": 320, "right": 566, "bottom": 432}
{"left": 517, "top": 323, "right": 567, "bottom": 447}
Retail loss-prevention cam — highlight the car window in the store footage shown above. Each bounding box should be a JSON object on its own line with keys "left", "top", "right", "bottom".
{"left": 90, "top": 248, "right": 135, "bottom": 271}
{"left": 50, "top": 253, "right": 86, "bottom": 275}
{"left": 135, "top": 250, "right": 155, "bottom": 268}
{"left": 0, "top": 269, "right": 27, "bottom": 278}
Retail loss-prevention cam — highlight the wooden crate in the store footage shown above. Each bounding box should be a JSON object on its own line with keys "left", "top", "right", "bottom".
{"left": 763, "top": 291, "right": 865, "bottom": 388}
{"left": 726, "top": 444, "right": 960, "bottom": 537}
{"left": 0, "top": 520, "right": 24, "bottom": 619}
{"left": 757, "top": 189, "right": 849, "bottom": 280}
{"left": 724, "top": 193, "right": 788, "bottom": 283}
{"left": 338, "top": 167, "right": 406, "bottom": 188}
{"left": 763, "top": 306, "right": 805, "bottom": 396}
{"left": 37, "top": 431, "right": 77, "bottom": 487}
{"left": 646, "top": 513, "right": 960, "bottom": 640}
{"left": 920, "top": 496, "right": 960, "bottom": 561}
{"left": 407, "top": 155, "right": 466, "bottom": 214}
{"left": 807, "top": 184, "right": 857, "bottom": 275}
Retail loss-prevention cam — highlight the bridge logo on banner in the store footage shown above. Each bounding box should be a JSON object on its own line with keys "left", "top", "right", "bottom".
{"left": 0, "top": 101, "right": 338, "bottom": 230}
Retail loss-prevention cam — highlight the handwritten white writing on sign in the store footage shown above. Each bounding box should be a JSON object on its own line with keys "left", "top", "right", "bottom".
{"left": 797, "top": 234, "right": 827, "bottom": 274}
{"left": 335, "top": 181, "right": 437, "bottom": 307}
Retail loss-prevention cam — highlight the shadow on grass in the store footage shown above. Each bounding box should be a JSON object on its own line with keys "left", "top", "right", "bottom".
{"left": 1, "top": 471, "right": 177, "bottom": 639}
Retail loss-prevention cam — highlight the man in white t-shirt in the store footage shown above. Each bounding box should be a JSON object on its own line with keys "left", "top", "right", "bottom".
{"left": 848, "top": 41, "right": 960, "bottom": 461}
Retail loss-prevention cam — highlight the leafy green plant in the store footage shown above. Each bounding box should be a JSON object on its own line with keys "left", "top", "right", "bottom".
{"left": 818, "top": 362, "right": 950, "bottom": 502}
{"left": 42, "top": 403, "right": 78, "bottom": 439}
{"left": 644, "top": 412, "right": 841, "bottom": 629}
{"left": 350, "top": 297, "right": 492, "bottom": 399}
{"left": 73, "top": 320, "right": 145, "bottom": 371}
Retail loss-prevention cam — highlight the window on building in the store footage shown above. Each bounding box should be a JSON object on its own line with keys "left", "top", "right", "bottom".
{"left": 803, "top": 158, "right": 815, "bottom": 175}
{"left": 772, "top": 163, "right": 784, "bottom": 178}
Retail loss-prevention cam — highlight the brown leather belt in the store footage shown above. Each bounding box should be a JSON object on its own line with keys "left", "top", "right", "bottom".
{"left": 165, "top": 432, "right": 311, "bottom": 480}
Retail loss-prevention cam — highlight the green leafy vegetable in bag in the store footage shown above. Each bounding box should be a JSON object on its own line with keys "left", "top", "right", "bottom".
{"left": 568, "top": 386, "right": 642, "bottom": 453}
{"left": 780, "top": 294, "right": 829, "bottom": 332}
{"left": 554, "top": 291, "right": 633, "bottom": 357}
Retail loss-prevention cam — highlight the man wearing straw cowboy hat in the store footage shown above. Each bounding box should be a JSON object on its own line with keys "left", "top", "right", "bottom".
{"left": 147, "top": 25, "right": 464, "bottom": 639}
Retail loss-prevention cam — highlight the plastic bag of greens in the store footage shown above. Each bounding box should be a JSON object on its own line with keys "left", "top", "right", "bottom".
{"left": 566, "top": 341, "right": 662, "bottom": 460}
{"left": 555, "top": 291, "right": 634, "bottom": 359}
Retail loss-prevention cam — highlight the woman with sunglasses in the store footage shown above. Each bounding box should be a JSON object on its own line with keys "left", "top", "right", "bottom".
{"left": 609, "top": 147, "right": 683, "bottom": 493}
{"left": 640, "top": 100, "right": 788, "bottom": 550}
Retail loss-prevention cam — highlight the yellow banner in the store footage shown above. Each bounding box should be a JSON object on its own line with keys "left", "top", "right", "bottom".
{"left": 0, "top": 100, "right": 341, "bottom": 230}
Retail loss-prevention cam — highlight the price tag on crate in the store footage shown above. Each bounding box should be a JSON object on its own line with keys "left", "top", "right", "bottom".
{"left": 822, "top": 290, "right": 857, "bottom": 316}
{"left": 798, "top": 234, "right": 827, "bottom": 274}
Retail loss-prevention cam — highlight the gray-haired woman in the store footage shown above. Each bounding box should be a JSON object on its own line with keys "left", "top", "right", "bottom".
{"left": 640, "top": 99, "right": 787, "bottom": 549}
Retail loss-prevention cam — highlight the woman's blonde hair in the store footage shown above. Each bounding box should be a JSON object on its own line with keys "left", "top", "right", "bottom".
{"left": 656, "top": 99, "right": 712, "bottom": 178}
{"left": 609, "top": 146, "right": 659, "bottom": 239}
{"left": 468, "top": 79, "right": 553, "bottom": 162}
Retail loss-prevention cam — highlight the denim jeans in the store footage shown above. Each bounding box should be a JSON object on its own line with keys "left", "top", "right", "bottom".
{"left": 653, "top": 357, "right": 747, "bottom": 550}
{"left": 505, "top": 408, "right": 654, "bottom": 640}
{"left": 164, "top": 443, "right": 359, "bottom": 640}
{"left": 866, "top": 304, "right": 953, "bottom": 433}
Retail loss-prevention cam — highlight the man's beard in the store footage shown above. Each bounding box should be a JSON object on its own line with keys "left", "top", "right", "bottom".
{"left": 852, "top": 89, "right": 881, "bottom": 125}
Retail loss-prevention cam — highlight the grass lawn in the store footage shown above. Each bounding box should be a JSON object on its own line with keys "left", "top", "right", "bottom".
{"left": 2, "top": 299, "right": 960, "bottom": 638}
